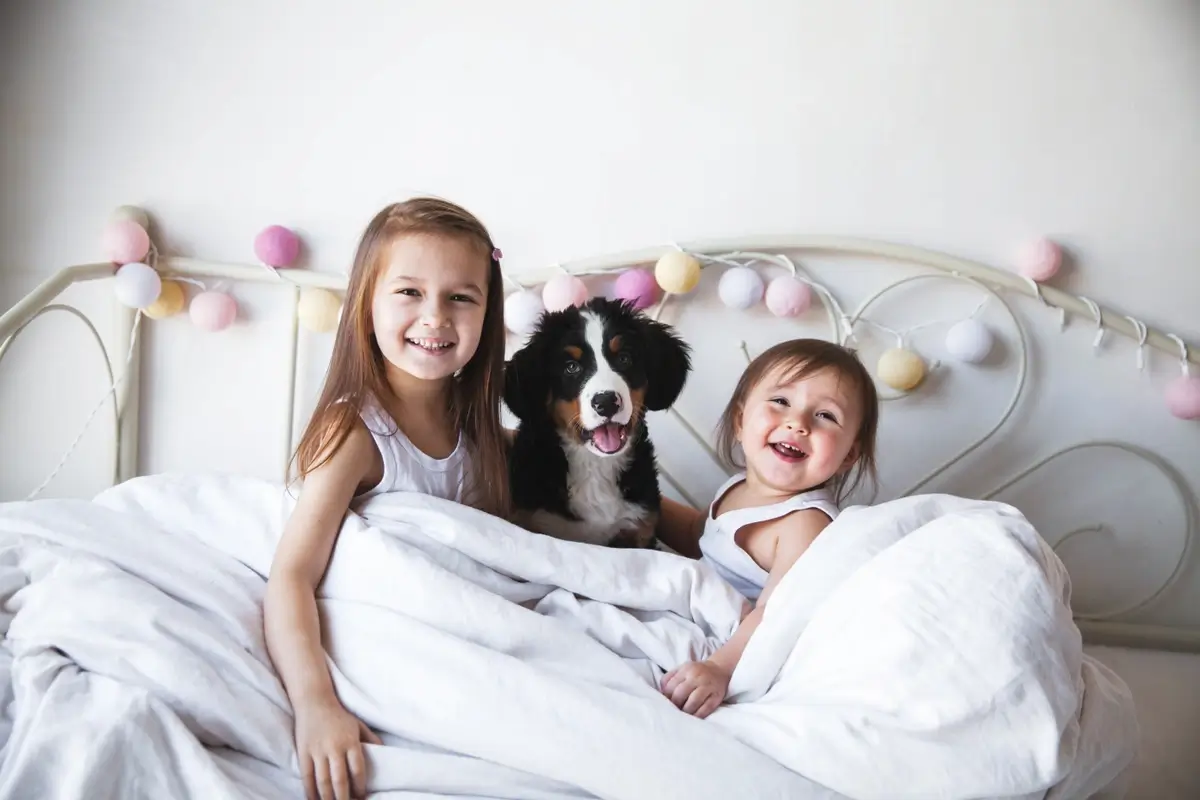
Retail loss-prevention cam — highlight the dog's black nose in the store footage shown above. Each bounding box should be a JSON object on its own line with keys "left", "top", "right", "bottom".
{"left": 591, "top": 391, "right": 621, "bottom": 418}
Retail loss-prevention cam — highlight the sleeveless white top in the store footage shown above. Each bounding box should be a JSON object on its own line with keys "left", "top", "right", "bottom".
{"left": 355, "top": 394, "right": 471, "bottom": 503}
{"left": 698, "top": 473, "right": 840, "bottom": 602}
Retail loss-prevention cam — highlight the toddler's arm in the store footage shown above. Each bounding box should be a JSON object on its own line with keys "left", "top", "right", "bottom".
{"left": 656, "top": 495, "right": 706, "bottom": 557}
{"left": 661, "top": 508, "right": 831, "bottom": 718}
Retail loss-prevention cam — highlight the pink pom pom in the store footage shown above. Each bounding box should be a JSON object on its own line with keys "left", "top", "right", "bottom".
{"left": 1165, "top": 375, "right": 1200, "bottom": 420}
{"left": 613, "top": 268, "right": 660, "bottom": 310}
{"left": 190, "top": 291, "right": 238, "bottom": 332}
{"left": 1018, "top": 238, "right": 1062, "bottom": 282}
{"left": 765, "top": 275, "right": 813, "bottom": 317}
{"left": 542, "top": 274, "right": 589, "bottom": 312}
{"left": 102, "top": 219, "right": 151, "bottom": 264}
{"left": 254, "top": 225, "right": 301, "bottom": 268}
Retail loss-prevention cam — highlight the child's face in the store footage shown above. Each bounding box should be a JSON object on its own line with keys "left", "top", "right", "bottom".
{"left": 736, "top": 365, "right": 863, "bottom": 496}
{"left": 371, "top": 233, "right": 489, "bottom": 386}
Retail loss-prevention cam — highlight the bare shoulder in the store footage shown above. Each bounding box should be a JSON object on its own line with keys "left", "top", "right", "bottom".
{"left": 759, "top": 508, "right": 833, "bottom": 559}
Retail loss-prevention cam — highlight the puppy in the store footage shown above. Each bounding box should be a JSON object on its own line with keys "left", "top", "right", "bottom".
{"left": 504, "top": 297, "right": 691, "bottom": 548}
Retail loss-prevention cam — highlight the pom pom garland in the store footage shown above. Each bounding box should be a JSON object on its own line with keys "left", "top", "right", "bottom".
{"left": 717, "top": 266, "right": 764, "bottom": 310}
{"left": 113, "top": 262, "right": 162, "bottom": 309}
{"left": 542, "top": 274, "right": 589, "bottom": 312}
{"left": 945, "top": 319, "right": 994, "bottom": 363}
{"left": 103, "top": 219, "right": 151, "bottom": 265}
{"left": 877, "top": 348, "right": 926, "bottom": 391}
{"left": 613, "top": 268, "right": 660, "bottom": 310}
{"left": 654, "top": 251, "right": 701, "bottom": 294}
{"left": 297, "top": 288, "right": 342, "bottom": 333}
{"left": 765, "top": 275, "right": 813, "bottom": 317}
{"left": 505, "top": 289, "right": 545, "bottom": 335}
{"left": 1165, "top": 375, "right": 1200, "bottom": 420}
{"left": 143, "top": 279, "right": 186, "bottom": 319}
{"left": 1018, "top": 237, "right": 1062, "bottom": 282}
{"left": 190, "top": 291, "right": 238, "bottom": 332}
{"left": 110, "top": 205, "right": 150, "bottom": 230}
{"left": 254, "top": 225, "right": 301, "bottom": 268}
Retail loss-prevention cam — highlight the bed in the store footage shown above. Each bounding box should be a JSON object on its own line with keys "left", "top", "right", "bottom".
{"left": 1, "top": 232, "right": 1197, "bottom": 799}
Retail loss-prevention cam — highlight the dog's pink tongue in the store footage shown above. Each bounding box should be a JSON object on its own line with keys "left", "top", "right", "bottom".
{"left": 592, "top": 423, "right": 624, "bottom": 453}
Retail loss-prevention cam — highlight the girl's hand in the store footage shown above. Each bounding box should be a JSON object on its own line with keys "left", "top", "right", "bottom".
{"left": 660, "top": 660, "right": 731, "bottom": 719}
{"left": 294, "top": 695, "right": 382, "bottom": 800}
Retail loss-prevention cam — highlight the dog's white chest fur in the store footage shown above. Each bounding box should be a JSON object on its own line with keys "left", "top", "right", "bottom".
{"left": 526, "top": 435, "right": 649, "bottom": 545}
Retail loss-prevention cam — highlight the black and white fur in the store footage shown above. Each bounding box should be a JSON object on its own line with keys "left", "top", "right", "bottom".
{"left": 504, "top": 298, "right": 692, "bottom": 548}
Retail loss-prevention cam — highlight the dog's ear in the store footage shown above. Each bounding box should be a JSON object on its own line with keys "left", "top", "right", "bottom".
{"left": 503, "top": 338, "right": 546, "bottom": 421}
{"left": 638, "top": 316, "right": 692, "bottom": 411}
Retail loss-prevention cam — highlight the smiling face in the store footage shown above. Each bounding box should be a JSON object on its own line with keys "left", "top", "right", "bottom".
{"left": 736, "top": 364, "right": 864, "bottom": 498}
{"left": 370, "top": 232, "right": 490, "bottom": 389}
{"left": 503, "top": 298, "right": 692, "bottom": 458}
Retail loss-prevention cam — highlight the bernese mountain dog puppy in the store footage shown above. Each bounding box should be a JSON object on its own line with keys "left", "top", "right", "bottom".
{"left": 504, "top": 297, "right": 691, "bottom": 548}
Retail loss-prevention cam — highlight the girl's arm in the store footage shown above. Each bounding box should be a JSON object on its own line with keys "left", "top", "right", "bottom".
{"left": 661, "top": 508, "right": 831, "bottom": 718}
{"left": 265, "top": 422, "right": 380, "bottom": 800}
{"left": 656, "top": 495, "right": 706, "bottom": 558}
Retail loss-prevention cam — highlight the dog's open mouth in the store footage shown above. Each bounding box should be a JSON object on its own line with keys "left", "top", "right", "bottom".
{"left": 585, "top": 422, "right": 630, "bottom": 455}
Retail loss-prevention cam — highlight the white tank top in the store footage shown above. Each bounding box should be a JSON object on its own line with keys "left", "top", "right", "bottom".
{"left": 355, "top": 394, "right": 471, "bottom": 503}
{"left": 698, "top": 473, "right": 840, "bottom": 602}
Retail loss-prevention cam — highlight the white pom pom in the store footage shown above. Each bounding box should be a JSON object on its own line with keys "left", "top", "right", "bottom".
{"left": 505, "top": 290, "right": 545, "bottom": 336}
{"left": 945, "top": 319, "right": 994, "bottom": 363}
{"left": 717, "top": 266, "right": 764, "bottom": 310}
{"left": 113, "top": 262, "right": 162, "bottom": 309}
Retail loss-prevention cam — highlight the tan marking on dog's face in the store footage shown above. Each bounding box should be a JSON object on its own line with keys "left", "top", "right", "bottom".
{"left": 553, "top": 397, "right": 583, "bottom": 437}
{"left": 630, "top": 386, "right": 646, "bottom": 423}
{"left": 608, "top": 335, "right": 622, "bottom": 354}
{"left": 565, "top": 346, "right": 582, "bottom": 360}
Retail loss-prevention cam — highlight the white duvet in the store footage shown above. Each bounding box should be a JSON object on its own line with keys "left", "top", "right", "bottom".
{"left": 0, "top": 473, "right": 1136, "bottom": 800}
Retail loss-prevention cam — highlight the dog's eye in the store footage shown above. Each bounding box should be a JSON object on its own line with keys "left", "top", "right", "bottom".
{"left": 564, "top": 360, "right": 581, "bottom": 375}
{"left": 615, "top": 351, "right": 632, "bottom": 368}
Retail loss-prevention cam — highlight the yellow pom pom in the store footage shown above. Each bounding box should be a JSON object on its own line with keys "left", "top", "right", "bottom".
{"left": 298, "top": 288, "right": 342, "bottom": 333}
{"left": 877, "top": 348, "right": 926, "bottom": 391}
{"left": 143, "top": 279, "right": 186, "bottom": 319}
{"left": 654, "top": 251, "right": 701, "bottom": 294}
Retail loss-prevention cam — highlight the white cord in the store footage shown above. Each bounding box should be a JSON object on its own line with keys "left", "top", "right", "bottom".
{"left": 1079, "top": 296, "right": 1104, "bottom": 350}
{"left": 1125, "top": 316, "right": 1148, "bottom": 371}
{"left": 25, "top": 311, "right": 144, "bottom": 500}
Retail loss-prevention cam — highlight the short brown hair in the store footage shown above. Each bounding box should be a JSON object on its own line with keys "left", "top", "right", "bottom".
{"left": 714, "top": 338, "right": 879, "bottom": 505}
{"left": 292, "top": 197, "right": 510, "bottom": 520}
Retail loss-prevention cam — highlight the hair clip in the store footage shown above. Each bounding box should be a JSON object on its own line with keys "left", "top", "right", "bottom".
{"left": 492, "top": 247, "right": 503, "bottom": 262}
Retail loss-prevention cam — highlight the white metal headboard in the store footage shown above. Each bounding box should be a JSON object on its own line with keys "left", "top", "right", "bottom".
{"left": 2, "top": 236, "right": 1197, "bottom": 652}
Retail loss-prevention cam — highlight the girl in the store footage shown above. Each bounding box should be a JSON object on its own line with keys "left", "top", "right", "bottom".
{"left": 264, "top": 198, "right": 510, "bottom": 800}
{"left": 656, "top": 339, "right": 879, "bottom": 719}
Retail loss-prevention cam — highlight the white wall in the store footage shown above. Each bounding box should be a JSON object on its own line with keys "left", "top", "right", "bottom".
{"left": 2, "top": 1, "right": 1198, "bottom": 625}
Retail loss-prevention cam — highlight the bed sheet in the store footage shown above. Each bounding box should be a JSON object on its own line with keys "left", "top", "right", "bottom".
{"left": 0, "top": 473, "right": 1137, "bottom": 799}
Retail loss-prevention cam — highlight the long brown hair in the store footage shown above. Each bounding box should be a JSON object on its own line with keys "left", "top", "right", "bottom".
{"left": 292, "top": 197, "right": 511, "bottom": 519}
{"left": 714, "top": 338, "right": 880, "bottom": 505}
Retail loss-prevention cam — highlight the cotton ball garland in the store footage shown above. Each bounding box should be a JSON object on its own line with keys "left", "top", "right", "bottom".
{"left": 1165, "top": 375, "right": 1200, "bottom": 420}
{"left": 110, "top": 204, "right": 150, "bottom": 230}
{"left": 113, "top": 262, "right": 162, "bottom": 309}
{"left": 143, "top": 279, "right": 186, "bottom": 319}
{"left": 945, "top": 319, "right": 994, "bottom": 363}
{"left": 613, "top": 268, "right": 660, "bottom": 310}
{"left": 102, "top": 219, "right": 151, "bottom": 264}
{"left": 505, "top": 289, "right": 545, "bottom": 335}
{"left": 542, "top": 274, "right": 589, "bottom": 312}
{"left": 765, "top": 275, "right": 812, "bottom": 317}
{"left": 190, "top": 290, "right": 238, "bottom": 332}
{"left": 654, "top": 251, "right": 701, "bottom": 294}
{"left": 717, "top": 266, "right": 764, "bottom": 310}
{"left": 1018, "top": 238, "right": 1062, "bottom": 282}
{"left": 254, "top": 225, "right": 301, "bottom": 268}
{"left": 877, "top": 348, "right": 926, "bottom": 391}
{"left": 297, "top": 288, "right": 342, "bottom": 333}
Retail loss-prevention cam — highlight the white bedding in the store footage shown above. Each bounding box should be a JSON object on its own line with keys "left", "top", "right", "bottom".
{"left": 0, "top": 473, "right": 1136, "bottom": 799}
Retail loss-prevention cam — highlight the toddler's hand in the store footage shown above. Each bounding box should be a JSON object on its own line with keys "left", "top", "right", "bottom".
{"left": 660, "top": 660, "right": 731, "bottom": 719}
{"left": 294, "top": 695, "right": 382, "bottom": 800}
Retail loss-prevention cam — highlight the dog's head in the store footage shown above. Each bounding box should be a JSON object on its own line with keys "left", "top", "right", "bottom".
{"left": 505, "top": 297, "right": 692, "bottom": 458}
